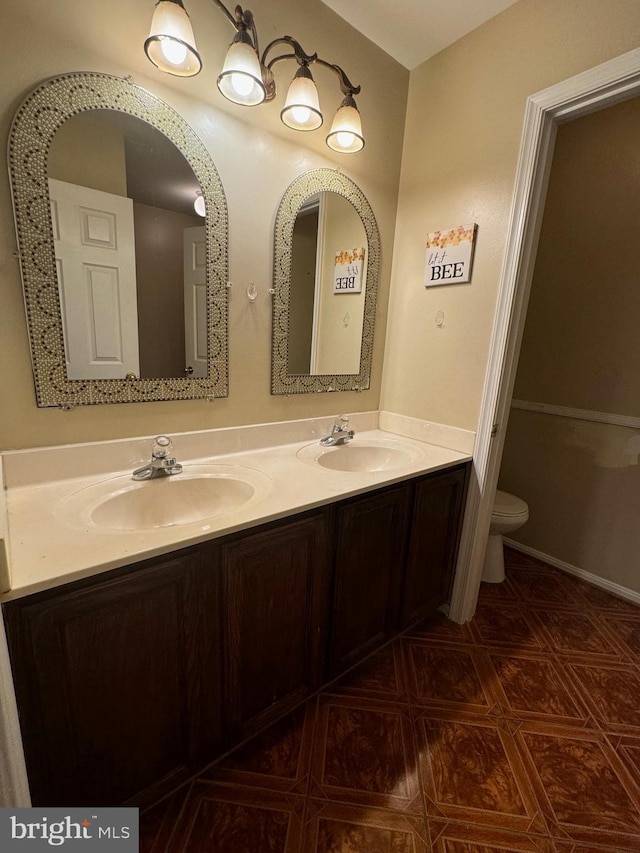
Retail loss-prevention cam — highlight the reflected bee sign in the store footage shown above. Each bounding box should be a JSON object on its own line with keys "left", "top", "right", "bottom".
{"left": 334, "top": 247, "right": 365, "bottom": 293}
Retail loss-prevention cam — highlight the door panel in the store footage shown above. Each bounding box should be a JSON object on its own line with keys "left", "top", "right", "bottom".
{"left": 330, "top": 486, "right": 411, "bottom": 676}
{"left": 401, "top": 466, "right": 468, "bottom": 628}
{"left": 49, "top": 178, "right": 139, "bottom": 379}
{"left": 221, "top": 514, "right": 329, "bottom": 737}
{"left": 4, "top": 552, "right": 218, "bottom": 808}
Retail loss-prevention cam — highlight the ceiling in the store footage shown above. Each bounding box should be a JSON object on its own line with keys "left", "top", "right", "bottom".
{"left": 320, "top": 0, "right": 520, "bottom": 70}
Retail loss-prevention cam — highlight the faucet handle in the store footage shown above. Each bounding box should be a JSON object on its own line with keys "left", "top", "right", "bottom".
{"left": 152, "top": 435, "right": 172, "bottom": 459}
{"left": 335, "top": 415, "right": 349, "bottom": 431}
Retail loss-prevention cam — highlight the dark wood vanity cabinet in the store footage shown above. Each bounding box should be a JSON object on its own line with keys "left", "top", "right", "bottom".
{"left": 3, "top": 462, "right": 468, "bottom": 809}
{"left": 3, "top": 513, "right": 330, "bottom": 808}
{"left": 400, "top": 465, "right": 468, "bottom": 630}
{"left": 327, "top": 464, "right": 468, "bottom": 675}
{"left": 3, "top": 549, "right": 221, "bottom": 809}
{"left": 329, "top": 486, "right": 411, "bottom": 676}
{"left": 219, "top": 512, "right": 329, "bottom": 739}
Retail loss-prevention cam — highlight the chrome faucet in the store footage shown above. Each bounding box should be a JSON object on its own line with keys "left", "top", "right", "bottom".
{"left": 320, "top": 415, "right": 355, "bottom": 447}
{"left": 132, "top": 435, "right": 183, "bottom": 480}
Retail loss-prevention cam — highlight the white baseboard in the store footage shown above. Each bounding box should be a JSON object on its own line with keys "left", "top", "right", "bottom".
{"left": 503, "top": 538, "right": 640, "bottom": 607}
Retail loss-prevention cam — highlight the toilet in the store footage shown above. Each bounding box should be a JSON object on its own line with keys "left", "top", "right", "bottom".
{"left": 482, "top": 490, "right": 529, "bottom": 583}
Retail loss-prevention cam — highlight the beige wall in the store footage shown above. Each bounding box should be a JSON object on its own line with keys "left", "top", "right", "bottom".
{"left": 4, "top": 0, "right": 640, "bottom": 453}
{"left": 515, "top": 98, "right": 640, "bottom": 416}
{"left": 48, "top": 114, "right": 127, "bottom": 197}
{"left": 0, "top": 0, "right": 407, "bottom": 450}
{"left": 500, "top": 411, "right": 640, "bottom": 593}
{"left": 499, "top": 97, "right": 640, "bottom": 593}
{"left": 133, "top": 204, "right": 202, "bottom": 379}
{"left": 380, "top": 0, "right": 640, "bottom": 431}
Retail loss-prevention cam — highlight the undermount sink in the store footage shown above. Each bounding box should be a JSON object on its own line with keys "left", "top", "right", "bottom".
{"left": 297, "top": 438, "right": 424, "bottom": 473}
{"left": 56, "top": 464, "right": 272, "bottom": 531}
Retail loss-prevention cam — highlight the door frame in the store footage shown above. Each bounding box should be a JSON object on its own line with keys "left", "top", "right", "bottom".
{"left": 449, "top": 47, "right": 640, "bottom": 623}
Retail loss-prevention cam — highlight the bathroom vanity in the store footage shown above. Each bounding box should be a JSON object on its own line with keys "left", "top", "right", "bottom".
{"left": 0, "top": 67, "right": 475, "bottom": 811}
{"left": 0, "top": 423, "right": 469, "bottom": 809}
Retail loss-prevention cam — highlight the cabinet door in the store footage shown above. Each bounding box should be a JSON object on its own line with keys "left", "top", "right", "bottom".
{"left": 4, "top": 550, "right": 219, "bottom": 808}
{"left": 221, "top": 513, "right": 329, "bottom": 739}
{"left": 400, "top": 465, "right": 468, "bottom": 629}
{"left": 329, "top": 486, "right": 411, "bottom": 677}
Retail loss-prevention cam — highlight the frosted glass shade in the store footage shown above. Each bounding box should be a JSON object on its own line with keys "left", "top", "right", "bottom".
{"left": 326, "top": 97, "right": 365, "bottom": 153}
{"left": 217, "top": 39, "right": 266, "bottom": 106}
{"left": 144, "top": 0, "right": 202, "bottom": 77}
{"left": 280, "top": 67, "right": 323, "bottom": 131}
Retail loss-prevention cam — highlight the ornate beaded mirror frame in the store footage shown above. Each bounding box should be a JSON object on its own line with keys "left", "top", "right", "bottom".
{"left": 271, "top": 168, "right": 380, "bottom": 395}
{"left": 8, "top": 71, "right": 229, "bottom": 406}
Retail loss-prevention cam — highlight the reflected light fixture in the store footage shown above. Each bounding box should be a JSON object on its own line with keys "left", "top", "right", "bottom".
{"left": 144, "top": 0, "right": 364, "bottom": 153}
{"left": 194, "top": 190, "right": 206, "bottom": 217}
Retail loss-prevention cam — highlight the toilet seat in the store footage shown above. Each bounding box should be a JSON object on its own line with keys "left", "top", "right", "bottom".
{"left": 493, "top": 490, "right": 528, "bottom": 519}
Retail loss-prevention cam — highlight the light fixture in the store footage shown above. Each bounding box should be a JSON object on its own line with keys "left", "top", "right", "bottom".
{"left": 281, "top": 65, "right": 322, "bottom": 131}
{"left": 144, "top": 0, "right": 364, "bottom": 152}
{"left": 326, "top": 95, "right": 365, "bottom": 154}
{"left": 144, "top": 0, "right": 202, "bottom": 77}
{"left": 194, "top": 190, "right": 206, "bottom": 217}
{"left": 217, "top": 28, "right": 266, "bottom": 106}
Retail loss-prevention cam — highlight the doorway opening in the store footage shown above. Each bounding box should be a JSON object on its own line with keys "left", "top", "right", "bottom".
{"left": 450, "top": 47, "right": 640, "bottom": 623}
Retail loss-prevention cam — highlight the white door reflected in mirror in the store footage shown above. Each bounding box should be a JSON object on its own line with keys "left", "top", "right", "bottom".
{"left": 183, "top": 226, "right": 208, "bottom": 378}
{"left": 49, "top": 178, "right": 140, "bottom": 380}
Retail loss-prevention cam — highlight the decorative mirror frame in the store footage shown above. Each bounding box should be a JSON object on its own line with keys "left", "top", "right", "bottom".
{"left": 271, "top": 168, "right": 380, "bottom": 395}
{"left": 8, "top": 71, "right": 228, "bottom": 407}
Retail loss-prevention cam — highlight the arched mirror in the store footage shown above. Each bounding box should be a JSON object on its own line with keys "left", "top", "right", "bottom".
{"left": 272, "top": 169, "right": 380, "bottom": 394}
{"left": 9, "top": 72, "right": 228, "bottom": 407}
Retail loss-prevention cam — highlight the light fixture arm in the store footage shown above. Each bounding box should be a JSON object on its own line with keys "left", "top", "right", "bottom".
{"left": 210, "top": 2, "right": 361, "bottom": 98}
{"left": 210, "top": 0, "right": 237, "bottom": 29}
{"left": 262, "top": 35, "right": 317, "bottom": 69}
{"left": 312, "top": 58, "right": 361, "bottom": 98}
{"left": 211, "top": 0, "right": 261, "bottom": 56}
{"left": 262, "top": 36, "right": 360, "bottom": 100}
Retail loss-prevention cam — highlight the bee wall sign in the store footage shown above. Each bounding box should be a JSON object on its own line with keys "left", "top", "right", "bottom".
{"left": 425, "top": 224, "right": 477, "bottom": 287}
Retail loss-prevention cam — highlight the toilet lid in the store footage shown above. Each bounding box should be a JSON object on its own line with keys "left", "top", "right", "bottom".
{"left": 494, "top": 490, "right": 528, "bottom": 517}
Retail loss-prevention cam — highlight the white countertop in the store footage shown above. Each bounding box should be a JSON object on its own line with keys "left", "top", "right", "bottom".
{"left": 1, "top": 416, "right": 472, "bottom": 601}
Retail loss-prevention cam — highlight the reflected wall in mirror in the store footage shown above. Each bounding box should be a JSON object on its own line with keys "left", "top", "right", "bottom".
{"left": 9, "top": 72, "right": 228, "bottom": 407}
{"left": 272, "top": 169, "right": 380, "bottom": 395}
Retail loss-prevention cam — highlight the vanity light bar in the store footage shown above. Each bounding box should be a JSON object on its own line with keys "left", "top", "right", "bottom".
{"left": 144, "top": 0, "right": 364, "bottom": 153}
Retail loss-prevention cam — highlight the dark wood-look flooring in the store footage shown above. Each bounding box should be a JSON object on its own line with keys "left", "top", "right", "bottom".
{"left": 140, "top": 548, "right": 640, "bottom": 851}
